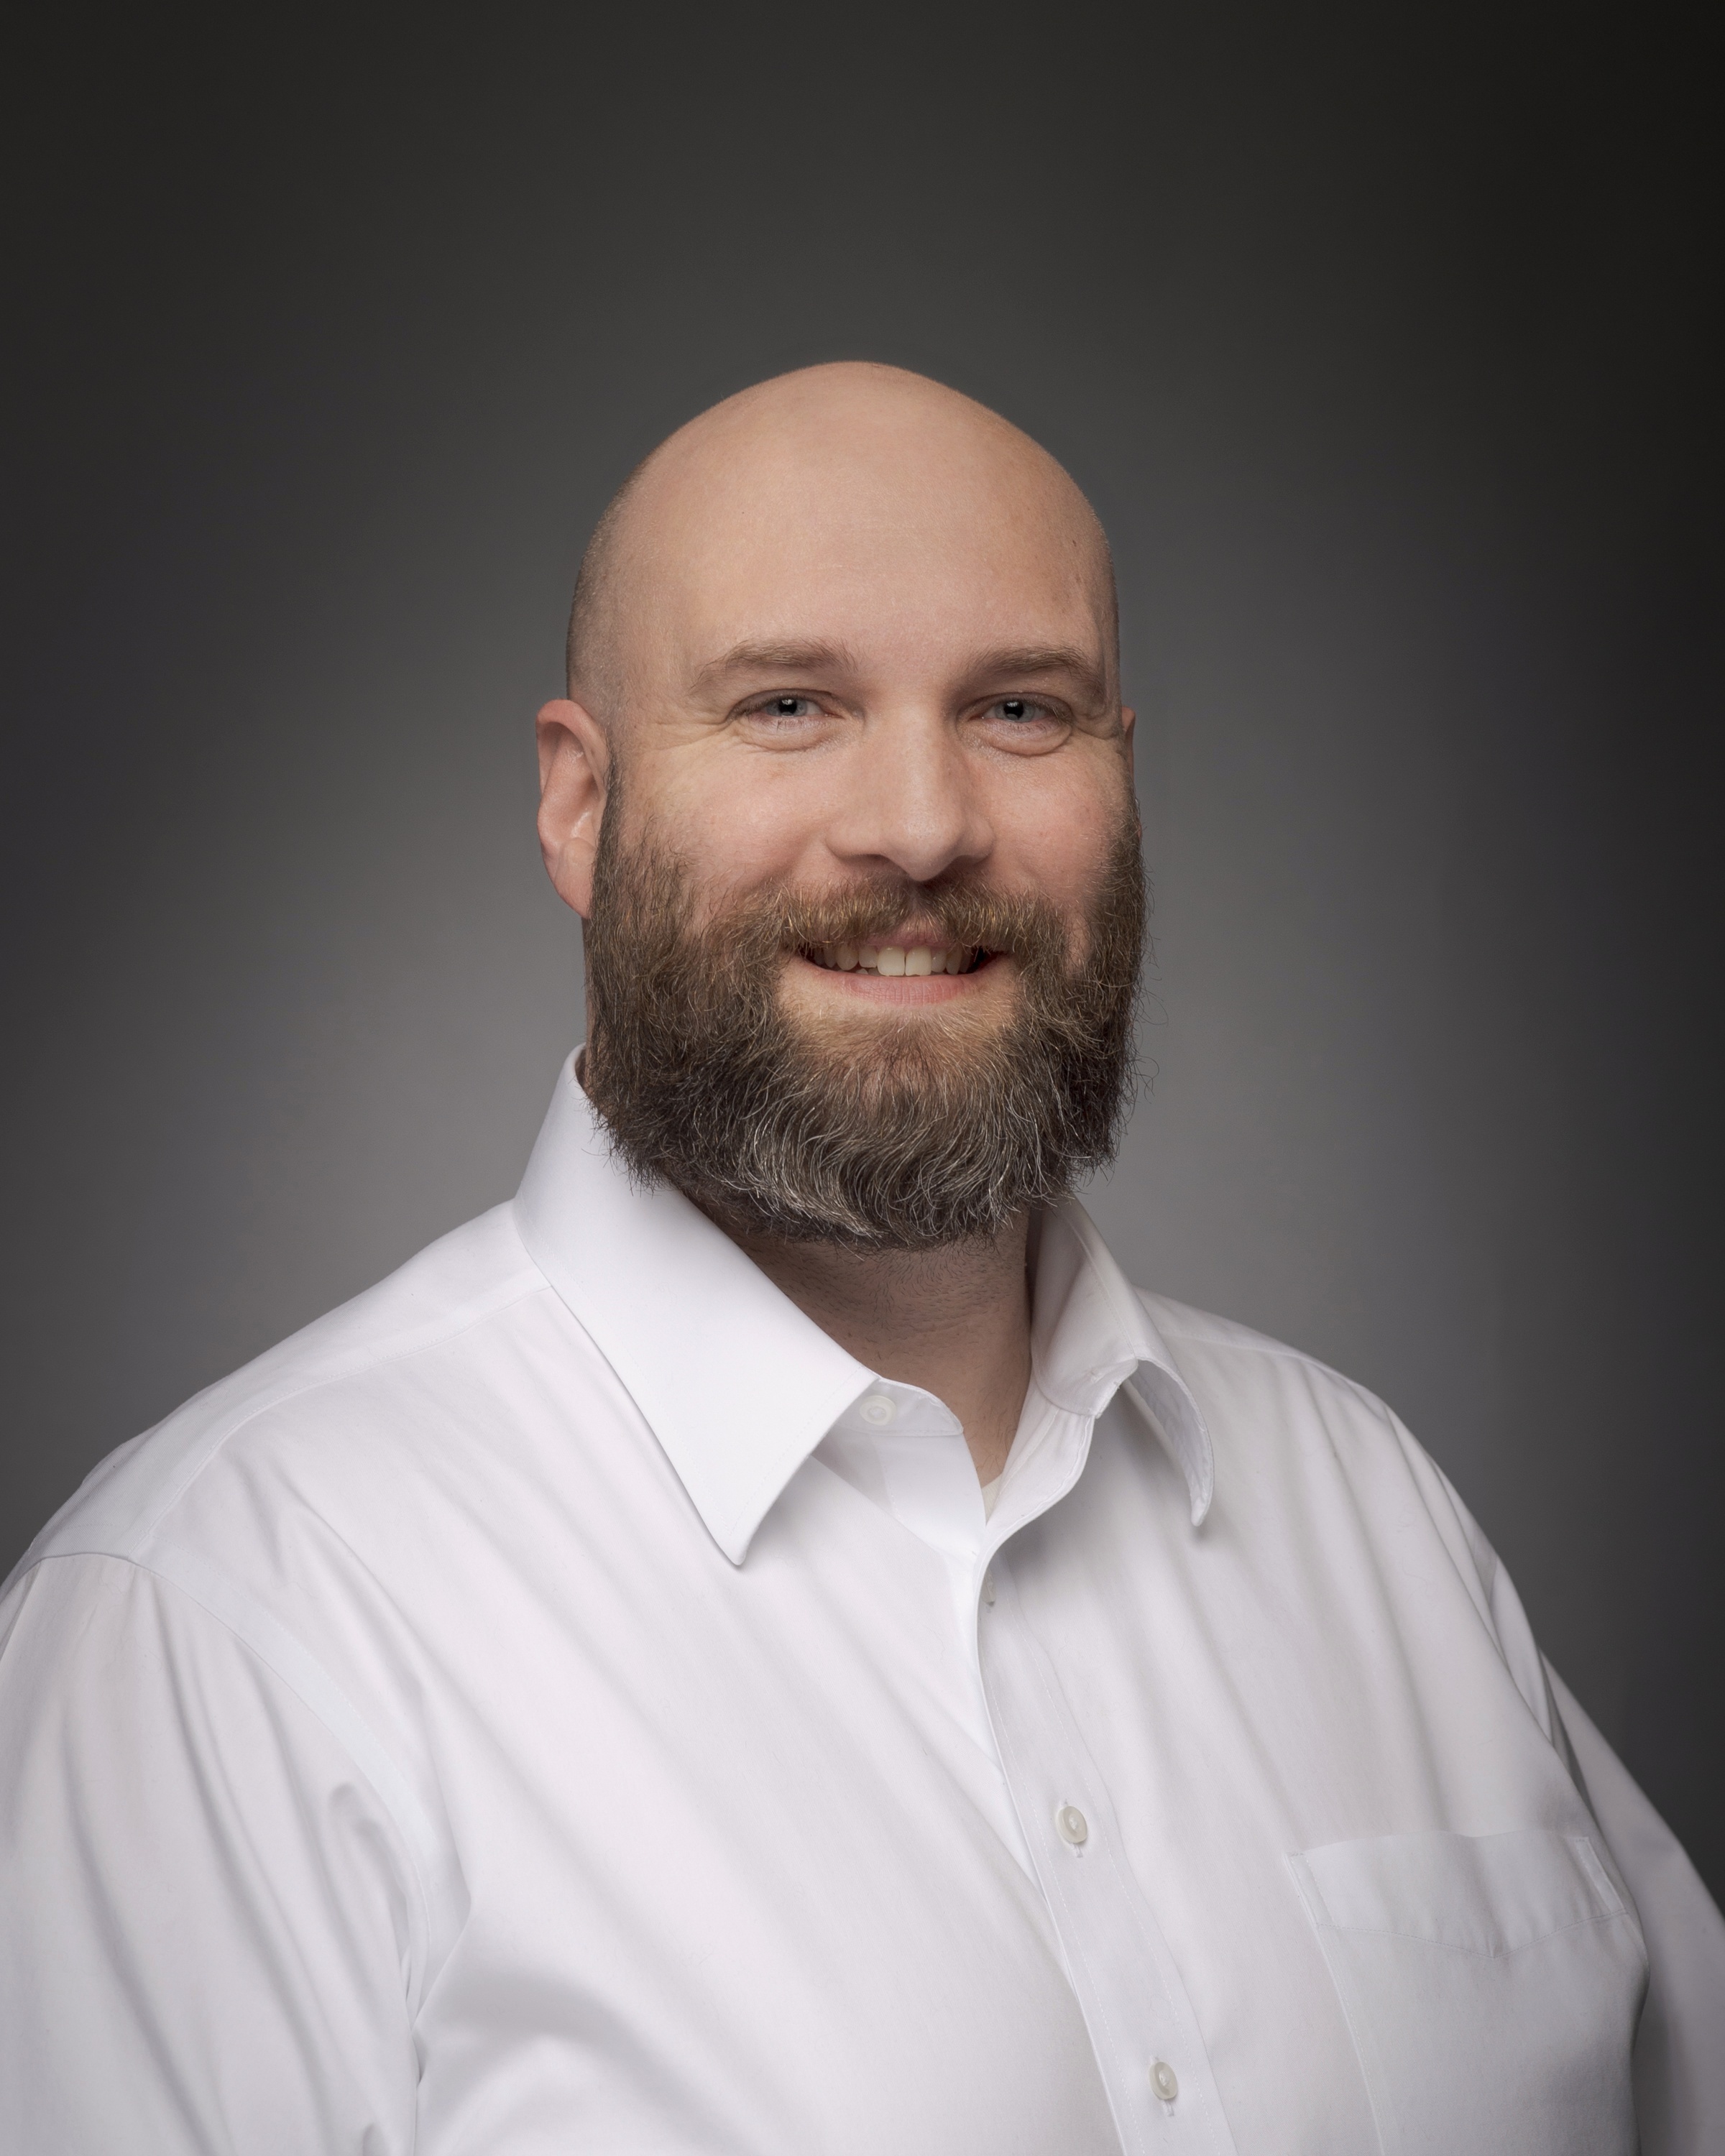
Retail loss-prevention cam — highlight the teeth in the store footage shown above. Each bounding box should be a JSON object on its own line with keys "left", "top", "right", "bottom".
{"left": 809, "top": 942, "right": 982, "bottom": 974}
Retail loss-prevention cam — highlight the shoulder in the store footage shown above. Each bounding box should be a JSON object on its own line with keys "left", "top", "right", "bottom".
{"left": 1133, "top": 1286, "right": 1498, "bottom": 1568}
{"left": 1136, "top": 1286, "right": 1401, "bottom": 1439}
{"left": 1135, "top": 1283, "right": 1436, "bottom": 1493}
{"left": 0, "top": 1210, "right": 543, "bottom": 2008}
{"left": 11, "top": 1201, "right": 557, "bottom": 1586}
{"left": 1130, "top": 1285, "right": 1532, "bottom": 1674}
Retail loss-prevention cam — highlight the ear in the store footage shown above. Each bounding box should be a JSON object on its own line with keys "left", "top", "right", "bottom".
{"left": 1119, "top": 706, "right": 1143, "bottom": 837}
{"left": 535, "top": 698, "right": 610, "bottom": 919}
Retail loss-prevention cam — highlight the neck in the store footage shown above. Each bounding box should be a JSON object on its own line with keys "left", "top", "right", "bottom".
{"left": 724, "top": 1217, "right": 1034, "bottom": 1485}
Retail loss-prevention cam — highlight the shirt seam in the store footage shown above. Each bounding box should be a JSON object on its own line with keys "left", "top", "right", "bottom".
{"left": 1146, "top": 1311, "right": 1392, "bottom": 1411}
{"left": 22, "top": 1547, "right": 452, "bottom": 2012}
{"left": 1301, "top": 1908, "right": 1635, "bottom": 1959}
{"left": 110, "top": 1268, "right": 549, "bottom": 1561}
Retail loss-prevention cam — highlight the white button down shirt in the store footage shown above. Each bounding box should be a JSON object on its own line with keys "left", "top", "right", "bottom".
{"left": 3, "top": 1054, "right": 1721, "bottom": 2155}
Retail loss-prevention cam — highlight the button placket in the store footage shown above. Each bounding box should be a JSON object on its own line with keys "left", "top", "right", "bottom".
{"left": 975, "top": 1547, "right": 1238, "bottom": 2154}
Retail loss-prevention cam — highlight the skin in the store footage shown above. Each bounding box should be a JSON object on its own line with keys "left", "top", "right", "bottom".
{"left": 536, "top": 363, "right": 1135, "bottom": 1485}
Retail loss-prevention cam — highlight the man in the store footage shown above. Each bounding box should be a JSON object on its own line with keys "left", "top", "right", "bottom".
{"left": 1, "top": 363, "right": 1719, "bottom": 2154}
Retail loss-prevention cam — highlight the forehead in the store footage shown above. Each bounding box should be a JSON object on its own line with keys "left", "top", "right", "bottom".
{"left": 621, "top": 408, "right": 1110, "bottom": 683}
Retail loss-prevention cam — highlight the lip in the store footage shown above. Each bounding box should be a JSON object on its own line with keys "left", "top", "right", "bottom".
{"left": 786, "top": 950, "right": 1007, "bottom": 1005}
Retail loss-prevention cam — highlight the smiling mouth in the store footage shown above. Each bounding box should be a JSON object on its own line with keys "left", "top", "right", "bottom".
{"left": 800, "top": 940, "right": 992, "bottom": 978}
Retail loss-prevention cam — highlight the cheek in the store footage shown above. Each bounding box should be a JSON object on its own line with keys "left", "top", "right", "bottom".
{"left": 646, "top": 749, "right": 844, "bottom": 893}
{"left": 987, "top": 763, "right": 1135, "bottom": 913}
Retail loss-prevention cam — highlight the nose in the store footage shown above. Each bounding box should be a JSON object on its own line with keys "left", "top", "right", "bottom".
{"left": 824, "top": 709, "right": 995, "bottom": 884}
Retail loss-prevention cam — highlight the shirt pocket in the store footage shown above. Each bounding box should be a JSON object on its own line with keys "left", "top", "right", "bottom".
{"left": 1287, "top": 1828, "right": 1647, "bottom": 2156}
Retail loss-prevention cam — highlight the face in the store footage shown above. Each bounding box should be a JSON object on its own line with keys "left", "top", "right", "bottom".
{"left": 537, "top": 384, "right": 1144, "bottom": 1246}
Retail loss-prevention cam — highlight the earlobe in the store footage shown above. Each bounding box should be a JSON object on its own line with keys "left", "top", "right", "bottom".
{"left": 535, "top": 698, "right": 609, "bottom": 919}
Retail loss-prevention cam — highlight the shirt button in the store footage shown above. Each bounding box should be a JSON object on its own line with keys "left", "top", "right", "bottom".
{"left": 858, "top": 1394, "right": 896, "bottom": 1427}
{"left": 1055, "top": 1803, "right": 1089, "bottom": 1848}
{"left": 1150, "top": 2060, "right": 1179, "bottom": 2104}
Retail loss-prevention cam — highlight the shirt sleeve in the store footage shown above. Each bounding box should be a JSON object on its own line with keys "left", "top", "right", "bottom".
{"left": 1544, "top": 1662, "right": 1725, "bottom": 2156}
{"left": 0, "top": 1552, "right": 423, "bottom": 2155}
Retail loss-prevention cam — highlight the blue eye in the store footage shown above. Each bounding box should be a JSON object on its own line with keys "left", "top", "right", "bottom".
{"left": 765, "top": 696, "right": 816, "bottom": 717}
{"left": 993, "top": 697, "right": 1045, "bottom": 722}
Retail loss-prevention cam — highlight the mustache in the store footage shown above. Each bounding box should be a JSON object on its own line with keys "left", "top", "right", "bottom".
{"left": 720, "top": 880, "right": 1072, "bottom": 965}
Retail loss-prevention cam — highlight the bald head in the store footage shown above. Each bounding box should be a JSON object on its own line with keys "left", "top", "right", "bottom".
{"left": 566, "top": 363, "right": 1117, "bottom": 723}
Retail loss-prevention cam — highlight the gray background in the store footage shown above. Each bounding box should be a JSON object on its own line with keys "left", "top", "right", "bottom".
{"left": 6, "top": 4, "right": 1720, "bottom": 1889}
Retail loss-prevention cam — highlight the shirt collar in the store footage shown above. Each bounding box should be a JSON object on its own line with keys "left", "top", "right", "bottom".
{"left": 514, "top": 1054, "right": 1213, "bottom": 1562}
{"left": 1029, "top": 1204, "right": 1215, "bottom": 1526}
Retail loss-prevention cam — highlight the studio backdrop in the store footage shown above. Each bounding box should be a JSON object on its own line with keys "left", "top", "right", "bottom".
{"left": 4, "top": 1, "right": 1720, "bottom": 1889}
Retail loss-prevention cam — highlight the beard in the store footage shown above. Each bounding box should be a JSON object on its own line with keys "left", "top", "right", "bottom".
{"left": 581, "top": 784, "right": 1145, "bottom": 1252}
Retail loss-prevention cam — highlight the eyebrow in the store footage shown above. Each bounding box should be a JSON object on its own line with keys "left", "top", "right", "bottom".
{"left": 965, "top": 645, "right": 1110, "bottom": 706}
{"left": 688, "top": 640, "right": 864, "bottom": 696}
{"left": 688, "top": 638, "right": 1109, "bottom": 705}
